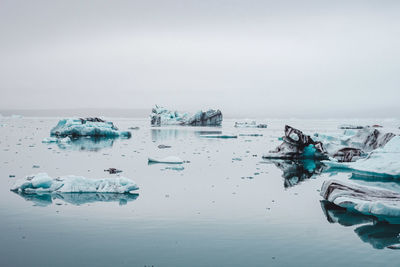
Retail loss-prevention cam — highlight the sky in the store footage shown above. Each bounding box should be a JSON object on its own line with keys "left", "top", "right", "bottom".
{"left": 0, "top": 0, "right": 399, "bottom": 117}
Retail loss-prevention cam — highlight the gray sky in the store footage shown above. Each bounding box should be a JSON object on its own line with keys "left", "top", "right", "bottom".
{"left": 1, "top": 0, "right": 399, "bottom": 117}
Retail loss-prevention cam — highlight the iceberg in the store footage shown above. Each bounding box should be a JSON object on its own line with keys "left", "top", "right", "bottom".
{"left": 150, "top": 105, "right": 222, "bottom": 126}
{"left": 323, "top": 136, "right": 400, "bottom": 178}
{"left": 263, "top": 125, "right": 328, "bottom": 160}
{"left": 321, "top": 179, "right": 400, "bottom": 219}
{"left": 234, "top": 121, "right": 267, "bottom": 128}
{"left": 11, "top": 173, "right": 139, "bottom": 194}
{"left": 148, "top": 156, "right": 184, "bottom": 164}
{"left": 50, "top": 118, "right": 131, "bottom": 138}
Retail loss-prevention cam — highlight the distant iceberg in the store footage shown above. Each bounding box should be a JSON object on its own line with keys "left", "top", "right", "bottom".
{"left": 11, "top": 173, "right": 139, "bottom": 194}
{"left": 338, "top": 124, "right": 364, "bottom": 129}
{"left": 321, "top": 179, "right": 400, "bottom": 220}
{"left": 263, "top": 125, "right": 328, "bottom": 160}
{"left": 323, "top": 136, "right": 400, "bottom": 178}
{"left": 234, "top": 121, "right": 267, "bottom": 128}
{"left": 50, "top": 118, "right": 131, "bottom": 138}
{"left": 150, "top": 105, "right": 222, "bottom": 126}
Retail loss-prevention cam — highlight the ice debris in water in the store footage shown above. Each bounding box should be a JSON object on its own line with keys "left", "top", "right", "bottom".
{"left": 42, "top": 136, "right": 71, "bottom": 144}
{"left": 234, "top": 121, "right": 267, "bottom": 128}
{"left": 338, "top": 124, "right": 364, "bottom": 129}
{"left": 10, "top": 173, "right": 139, "bottom": 194}
{"left": 50, "top": 118, "right": 131, "bottom": 138}
{"left": 321, "top": 179, "right": 400, "bottom": 220}
{"left": 263, "top": 125, "right": 328, "bottom": 160}
{"left": 150, "top": 105, "right": 222, "bottom": 126}
{"left": 323, "top": 136, "right": 400, "bottom": 178}
{"left": 200, "top": 134, "right": 237, "bottom": 139}
{"left": 148, "top": 156, "right": 184, "bottom": 164}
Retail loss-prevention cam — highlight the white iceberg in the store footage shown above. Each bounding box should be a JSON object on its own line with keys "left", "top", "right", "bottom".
{"left": 50, "top": 118, "right": 131, "bottom": 138}
{"left": 321, "top": 179, "right": 400, "bottom": 219}
{"left": 150, "top": 105, "right": 222, "bottom": 126}
{"left": 323, "top": 136, "right": 400, "bottom": 178}
{"left": 10, "top": 173, "right": 139, "bottom": 194}
{"left": 234, "top": 121, "right": 267, "bottom": 128}
{"left": 148, "top": 156, "right": 184, "bottom": 164}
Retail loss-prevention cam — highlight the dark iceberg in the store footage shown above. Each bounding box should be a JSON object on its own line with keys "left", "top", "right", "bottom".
{"left": 263, "top": 125, "right": 328, "bottom": 160}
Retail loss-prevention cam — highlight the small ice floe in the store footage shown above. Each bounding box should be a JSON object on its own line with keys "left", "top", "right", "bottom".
{"left": 323, "top": 136, "right": 400, "bottom": 178}
{"left": 321, "top": 179, "right": 400, "bottom": 220}
{"left": 150, "top": 105, "right": 223, "bottom": 126}
{"left": 234, "top": 121, "right": 267, "bottom": 128}
{"left": 200, "top": 134, "right": 237, "bottom": 139}
{"left": 10, "top": 173, "right": 139, "bottom": 194}
{"left": 128, "top": 126, "right": 140, "bottom": 130}
{"left": 158, "top": 144, "right": 171, "bottom": 149}
{"left": 50, "top": 118, "right": 131, "bottom": 138}
{"left": 338, "top": 124, "right": 364, "bottom": 129}
{"left": 165, "top": 166, "right": 185, "bottom": 171}
{"left": 148, "top": 156, "right": 184, "bottom": 164}
{"left": 263, "top": 125, "right": 328, "bottom": 160}
{"left": 104, "top": 168, "right": 122, "bottom": 174}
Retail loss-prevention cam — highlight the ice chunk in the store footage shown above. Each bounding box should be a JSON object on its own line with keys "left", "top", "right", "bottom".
{"left": 150, "top": 105, "right": 222, "bottom": 126}
{"left": 263, "top": 125, "right": 328, "bottom": 160}
{"left": 321, "top": 179, "right": 400, "bottom": 219}
{"left": 344, "top": 126, "right": 395, "bottom": 152}
{"left": 323, "top": 136, "right": 400, "bottom": 178}
{"left": 10, "top": 173, "right": 139, "bottom": 194}
{"left": 42, "top": 137, "right": 58, "bottom": 143}
{"left": 50, "top": 118, "right": 131, "bottom": 138}
{"left": 338, "top": 124, "right": 364, "bottom": 129}
{"left": 332, "top": 148, "right": 365, "bottom": 162}
{"left": 200, "top": 134, "right": 237, "bottom": 139}
{"left": 234, "top": 121, "right": 267, "bottom": 128}
{"left": 148, "top": 156, "right": 184, "bottom": 164}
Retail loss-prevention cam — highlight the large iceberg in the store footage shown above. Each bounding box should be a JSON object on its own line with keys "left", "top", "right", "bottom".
{"left": 321, "top": 179, "right": 400, "bottom": 220}
{"left": 11, "top": 173, "right": 139, "bottom": 194}
{"left": 323, "top": 136, "right": 400, "bottom": 178}
{"left": 50, "top": 118, "right": 131, "bottom": 138}
{"left": 263, "top": 125, "right": 328, "bottom": 160}
{"left": 150, "top": 105, "right": 222, "bottom": 126}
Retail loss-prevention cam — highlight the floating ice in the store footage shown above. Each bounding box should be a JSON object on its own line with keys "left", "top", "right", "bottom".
{"left": 321, "top": 179, "right": 400, "bottom": 219}
{"left": 200, "top": 134, "right": 237, "bottom": 139}
{"left": 323, "top": 136, "right": 400, "bottom": 178}
{"left": 338, "top": 124, "right": 364, "bottom": 129}
{"left": 11, "top": 173, "right": 139, "bottom": 194}
{"left": 150, "top": 105, "right": 222, "bottom": 126}
{"left": 263, "top": 125, "right": 328, "bottom": 160}
{"left": 234, "top": 121, "right": 267, "bottom": 128}
{"left": 50, "top": 118, "right": 131, "bottom": 138}
{"left": 148, "top": 156, "right": 184, "bottom": 164}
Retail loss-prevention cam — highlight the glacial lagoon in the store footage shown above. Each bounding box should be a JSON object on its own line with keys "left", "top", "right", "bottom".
{"left": 1, "top": 117, "right": 400, "bottom": 266}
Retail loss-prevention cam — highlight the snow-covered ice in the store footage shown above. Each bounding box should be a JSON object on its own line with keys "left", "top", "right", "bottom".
{"left": 321, "top": 179, "right": 400, "bottom": 220}
{"left": 10, "top": 173, "right": 139, "bottom": 194}
{"left": 323, "top": 136, "right": 400, "bottom": 178}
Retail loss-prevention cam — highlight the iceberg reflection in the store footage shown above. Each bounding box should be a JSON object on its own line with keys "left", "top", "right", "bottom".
{"left": 270, "top": 160, "right": 326, "bottom": 188}
{"left": 58, "top": 137, "right": 115, "bottom": 151}
{"left": 13, "top": 191, "right": 139, "bottom": 206}
{"left": 320, "top": 200, "right": 400, "bottom": 249}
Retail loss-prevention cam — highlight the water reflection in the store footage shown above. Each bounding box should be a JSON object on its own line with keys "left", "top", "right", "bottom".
{"left": 151, "top": 128, "right": 222, "bottom": 141}
{"left": 271, "top": 160, "right": 326, "bottom": 188}
{"left": 13, "top": 192, "right": 139, "bottom": 206}
{"left": 58, "top": 137, "right": 115, "bottom": 151}
{"left": 320, "top": 201, "right": 400, "bottom": 249}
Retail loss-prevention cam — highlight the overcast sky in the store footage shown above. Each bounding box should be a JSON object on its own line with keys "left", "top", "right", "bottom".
{"left": 0, "top": 0, "right": 399, "bottom": 117}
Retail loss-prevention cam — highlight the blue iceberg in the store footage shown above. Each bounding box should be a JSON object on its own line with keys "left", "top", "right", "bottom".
{"left": 50, "top": 118, "right": 131, "bottom": 138}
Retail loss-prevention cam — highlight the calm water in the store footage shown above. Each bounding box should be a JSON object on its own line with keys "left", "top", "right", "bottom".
{"left": 1, "top": 117, "right": 400, "bottom": 267}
